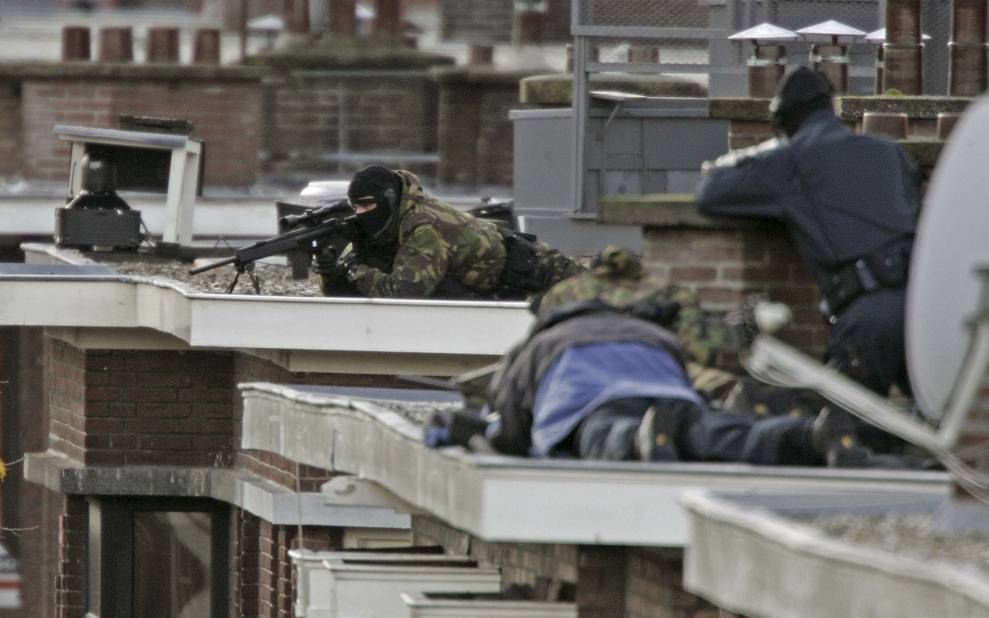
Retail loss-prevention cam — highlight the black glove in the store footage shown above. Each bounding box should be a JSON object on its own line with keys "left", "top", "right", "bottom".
{"left": 312, "top": 247, "right": 340, "bottom": 276}
{"left": 338, "top": 251, "right": 363, "bottom": 280}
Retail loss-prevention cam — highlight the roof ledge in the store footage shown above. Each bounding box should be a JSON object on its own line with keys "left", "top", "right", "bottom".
{"left": 23, "top": 451, "right": 409, "bottom": 529}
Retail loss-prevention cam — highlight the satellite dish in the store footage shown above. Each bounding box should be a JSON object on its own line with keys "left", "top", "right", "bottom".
{"left": 906, "top": 94, "right": 989, "bottom": 420}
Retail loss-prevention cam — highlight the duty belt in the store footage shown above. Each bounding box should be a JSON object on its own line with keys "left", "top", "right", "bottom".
{"left": 819, "top": 241, "right": 911, "bottom": 320}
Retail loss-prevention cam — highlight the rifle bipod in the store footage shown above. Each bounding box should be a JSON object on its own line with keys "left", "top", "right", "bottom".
{"left": 226, "top": 262, "right": 261, "bottom": 295}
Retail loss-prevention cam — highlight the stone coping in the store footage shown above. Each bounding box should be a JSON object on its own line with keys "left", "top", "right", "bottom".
{"left": 708, "top": 97, "right": 771, "bottom": 121}
{"left": 598, "top": 193, "right": 781, "bottom": 232}
{"left": 23, "top": 450, "right": 411, "bottom": 529}
{"left": 244, "top": 36, "right": 454, "bottom": 70}
{"left": 520, "top": 72, "right": 707, "bottom": 105}
{"left": 710, "top": 95, "right": 973, "bottom": 123}
{"left": 682, "top": 489, "right": 989, "bottom": 617}
{"left": 239, "top": 382, "right": 950, "bottom": 547}
{"left": 430, "top": 65, "right": 541, "bottom": 86}
{"left": 0, "top": 60, "right": 266, "bottom": 82}
{"left": 836, "top": 96, "right": 973, "bottom": 121}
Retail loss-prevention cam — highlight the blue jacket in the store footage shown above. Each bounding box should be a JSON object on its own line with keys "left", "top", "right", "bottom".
{"left": 528, "top": 341, "right": 700, "bottom": 457}
{"left": 695, "top": 109, "right": 920, "bottom": 287}
{"left": 486, "top": 301, "right": 689, "bottom": 456}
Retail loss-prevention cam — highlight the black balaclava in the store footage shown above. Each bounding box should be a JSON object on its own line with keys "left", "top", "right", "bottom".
{"left": 347, "top": 165, "right": 402, "bottom": 237}
{"left": 770, "top": 66, "right": 835, "bottom": 137}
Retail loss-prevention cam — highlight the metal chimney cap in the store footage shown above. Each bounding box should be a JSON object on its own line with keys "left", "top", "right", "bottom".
{"left": 729, "top": 22, "right": 800, "bottom": 42}
{"left": 247, "top": 14, "right": 284, "bottom": 32}
{"left": 865, "top": 27, "right": 932, "bottom": 43}
{"left": 797, "top": 20, "right": 866, "bottom": 40}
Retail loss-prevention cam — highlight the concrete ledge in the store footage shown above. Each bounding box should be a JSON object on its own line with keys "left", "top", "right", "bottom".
{"left": 837, "top": 96, "right": 973, "bottom": 121}
{"left": 683, "top": 489, "right": 988, "bottom": 618}
{"left": 597, "top": 193, "right": 782, "bottom": 233}
{"left": 239, "top": 383, "right": 950, "bottom": 547}
{"left": 598, "top": 194, "right": 711, "bottom": 227}
{"left": 23, "top": 450, "right": 410, "bottom": 529}
{"left": 0, "top": 61, "right": 265, "bottom": 82}
{"left": 520, "top": 73, "right": 706, "bottom": 106}
{"left": 899, "top": 140, "right": 944, "bottom": 170}
{"left": 431, "top": 65, "right": 538, "bottom": 87}
{"left": 244, "top": 36, "right": 454, "bottom": 70}
{"left": 708, "top": 98, "right": 771, "bottom": 121}
{"left": 4, "top": 245, "right": 532, "bottom": 374}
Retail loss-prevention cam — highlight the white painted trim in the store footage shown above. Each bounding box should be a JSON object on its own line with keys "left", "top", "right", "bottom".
{"left": 0, "top": 245, "right": 533, "bottom": 373}
{"left": 682, "top": 490, "right": 989, "bottom": 617}
{"left": 240, "top": 383, "right": 952, "bottom": 547}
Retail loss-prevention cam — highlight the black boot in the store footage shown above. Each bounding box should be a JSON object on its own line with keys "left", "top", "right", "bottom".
{"left": 635, "top": 403, "right": 686, "bottom": 462}
{"left": 812, "top": 406, "right": 872, "bottom": 467}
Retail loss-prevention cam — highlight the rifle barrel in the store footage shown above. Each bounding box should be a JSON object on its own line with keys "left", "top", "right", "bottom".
{"left": 189, "top": 255, "right": 238, "bottom": 275}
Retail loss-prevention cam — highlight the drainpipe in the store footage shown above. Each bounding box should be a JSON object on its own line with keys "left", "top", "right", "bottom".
{"left": 883, "top": 0, "right": 923, "bottom": 94}
{"left": 947, "top": 0, "right": 987, "bottom": 96}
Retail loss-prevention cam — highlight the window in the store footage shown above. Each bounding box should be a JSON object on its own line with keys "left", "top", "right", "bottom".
{"left": 88, "top": 498, "right": 229, "bottom": 618}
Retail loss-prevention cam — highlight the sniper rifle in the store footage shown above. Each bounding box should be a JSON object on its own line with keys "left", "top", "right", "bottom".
{"left": 189, "top": 199, "right": 359, "bottom": 294}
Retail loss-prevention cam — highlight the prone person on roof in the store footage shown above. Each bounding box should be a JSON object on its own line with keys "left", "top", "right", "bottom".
{"left": 426, "top": 247, "right": 937, "bottom": 469}
{"left": 312, "top": 166, "right": 584, "bottom": 300}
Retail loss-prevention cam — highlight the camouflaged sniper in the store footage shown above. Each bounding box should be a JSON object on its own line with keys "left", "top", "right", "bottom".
{"left": 536, "top": 245, "right": 735, "bottom": 401}
{"left": 319, "top": 170, "right": 583, "bottom": 299}
{"left": 320, "top": 170, "right": 506, "bottom": 298}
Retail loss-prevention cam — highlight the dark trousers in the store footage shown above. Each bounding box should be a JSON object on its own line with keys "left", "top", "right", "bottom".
{"left": 827, "top": 287, "right": 910, "bottom": 452}
{"left": 573, "top": 396, "right": 819, "bottom": 465}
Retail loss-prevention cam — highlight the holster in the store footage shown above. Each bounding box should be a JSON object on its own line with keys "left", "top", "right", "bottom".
{"left": 497, "top": 229, "right": 550, "bottom": 293}
{"left": 820, "top": 239, "right": 911, "bottom": 318}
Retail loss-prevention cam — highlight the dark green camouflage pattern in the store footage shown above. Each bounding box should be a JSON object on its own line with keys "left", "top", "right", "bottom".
{"left": 536, "top": 246, "right": 736, "bottom": 400}
{"left": 343, "top": 171, "right": 507, "bottom": 298}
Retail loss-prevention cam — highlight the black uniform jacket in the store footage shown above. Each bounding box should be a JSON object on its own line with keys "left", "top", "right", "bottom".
{"left": 694, "top": 109, "right": 920, "bottom": 289}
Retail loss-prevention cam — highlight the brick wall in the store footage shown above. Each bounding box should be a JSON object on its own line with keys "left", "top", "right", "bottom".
{"left": 17, "top": 72, "right": 262, "bottom": 187}
{"left": 435, "top": 68, "right": 533, "bottom": 189}
{"left": 440, "top": 0, "right": 572, "bottom": 43}
{"left": 413, "top": 516, "right": 720, "bottom": 617}
{"left": 0, "top": 81, "right": 21, "bottom": 177}
{"left": 231, "top": 508, "right": 341, "bottom": 618}
{"left": 46, "top": 339, "right": 237, "bottom": 466}
{"left": 643, "top": 226, "right": 829, "bottom": 357}
{"left": 262, "top": 70, "right": 438, "bottom": 178}
{"left": 55, "top": 496, "right": 87, "bottom": 618}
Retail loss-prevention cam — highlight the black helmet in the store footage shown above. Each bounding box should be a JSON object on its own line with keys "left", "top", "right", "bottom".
{"left": 770, "top": 67, "right": 834, "bottom": 135}
{"left": 348, "top": 165, "right": 401, "bottom": 237}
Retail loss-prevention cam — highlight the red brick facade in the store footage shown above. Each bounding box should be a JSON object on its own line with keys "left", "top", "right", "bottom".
{"left": 46, "top": 341, "right": 236, "bottom": 467}
{"left": 0, "top": 82, "right": 21, "bottom": 178}
{"left": 643, "top": 226, "right": 829, "bottom": 357}
{"left": 413, "top": 516, "right": 723, "bottom": 617}
{"left": 18, "top": 75, "right": 261, "bottom": 186}
{"left": 435, "top": 68, "right": 531, "bottom": 188}
{"left": 262, "top": 70, "right": 439, "bottom": 179}
{"left": 55, "top": 497, "right": 87, "bottom": 618}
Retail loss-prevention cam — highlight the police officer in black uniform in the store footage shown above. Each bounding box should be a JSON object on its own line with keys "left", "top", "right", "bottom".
{"left": 694, "top": 66, "right": 921, "bottom": 464}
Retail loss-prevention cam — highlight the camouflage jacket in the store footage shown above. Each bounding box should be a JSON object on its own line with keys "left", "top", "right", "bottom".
{"left": 535, "top": 246, "right": 736, "bottom": 400}
{"left": 345, "top": 171, "right": 507, "bottom": 298}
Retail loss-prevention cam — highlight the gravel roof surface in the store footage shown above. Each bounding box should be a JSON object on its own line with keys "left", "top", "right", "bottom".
{"left": 370, "top": 400, "right": 465, "bottom": 426}
{"left": 86, "top": 251, "right": 324, "bottom": 297}
{"left": 807, "top": 512, "right": 989, "bottom": 577}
